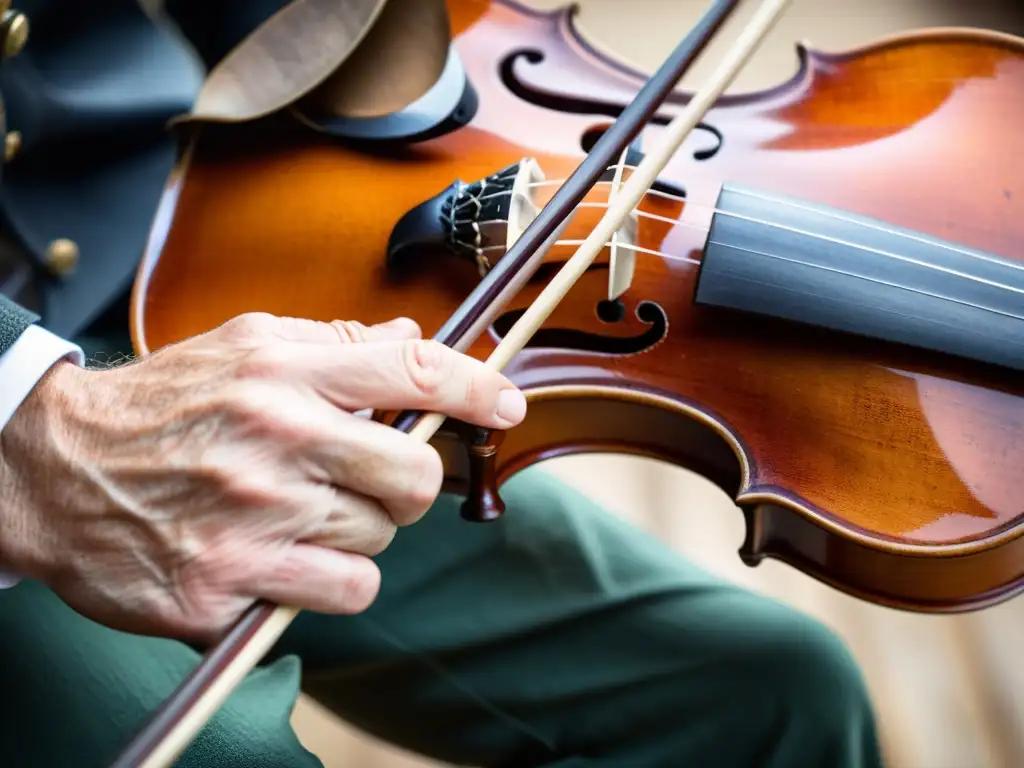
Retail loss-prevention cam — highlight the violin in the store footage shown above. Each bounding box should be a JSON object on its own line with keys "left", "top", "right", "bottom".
{"left": 122, "top": 0, "right": 1024, "bottom": 763}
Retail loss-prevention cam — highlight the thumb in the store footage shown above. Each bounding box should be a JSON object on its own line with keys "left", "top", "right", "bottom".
{"left": 217, "top": 312, "right": 422, "bottom": 346}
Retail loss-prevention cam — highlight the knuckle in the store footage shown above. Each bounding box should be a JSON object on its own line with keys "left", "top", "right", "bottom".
{"left": 221, "top": 312, "right": 276, "bottom": 341}
{"left": 337, "top": 566, "right": 380, "bottom": 613}
{"left": 416, "top": 446, "right": 445, "bottom": 499}
{"left": 201, "top": 463, "right": 282, "bottom": 509}
{"left": 403, "top": 339, "right": 448, "bottom": 398}
{"left": 462, "top": 368, "right": 486, "bottom": 414}
{"left": 220, "top": 382, "right": 309, "bottom": 443}
{"left": 223, "top": 381, "right": 278, "bottom": 421}
{"left": 383, "top": 317, "right": 421, "bottom": 338}
{"left": 362, "top": 511, "right": 397, "bottom": 556}
{"left": 233, "top": 344, "right": 292, "bottom": 380}
{"left": 329, "top": 320, "right": 369, "bottom": 344}
{"left": 391, "top": 445, "right": 444, "bottom": 524}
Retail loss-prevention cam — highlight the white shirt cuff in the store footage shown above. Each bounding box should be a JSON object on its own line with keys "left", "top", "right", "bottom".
{"left": 0, "top": 324, "right": 85, "bottom": 588}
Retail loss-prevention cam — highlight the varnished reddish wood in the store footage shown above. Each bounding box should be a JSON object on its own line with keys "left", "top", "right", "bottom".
{"left": 132, "top": 0, "right": 1024, "bottom": 612}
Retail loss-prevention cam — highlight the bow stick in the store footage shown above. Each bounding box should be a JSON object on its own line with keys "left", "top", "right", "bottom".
{"left": 110, "top": 0, "right": 791, "bottom": 764}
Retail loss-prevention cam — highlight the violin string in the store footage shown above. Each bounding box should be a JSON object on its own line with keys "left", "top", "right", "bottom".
{"left": 474, "top": 206, "right": 1022, "bottom": 300}
{"left": 528, "top": 164, "right": 1024, "bottom": 275}
{"left": 711, "top": 240, "right": 1024, "bottom": 322}
{"left": 452, "top": 162, "right": 1023, "bottom": 296}
{"left": 528, "top": 177, "right": 687, "bottom": 206}
{"left": 477, "top": 237, "right": 702, "bottom": 266}
{"left": 475, "top": 234, "right": 1024, "bottom": 321}
{"left": 576, "top": 203, "right": 1024, "bottom": 296}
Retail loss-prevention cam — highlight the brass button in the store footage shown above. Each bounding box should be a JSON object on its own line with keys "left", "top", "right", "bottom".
{"left": 45, "top": 238, "right": 79, "bottom": 277}
{"left": 4, "top": 130, "right": 20, "bottom": 162}
{"left": 2, "top": 11, "right": 28, "bottom": 59}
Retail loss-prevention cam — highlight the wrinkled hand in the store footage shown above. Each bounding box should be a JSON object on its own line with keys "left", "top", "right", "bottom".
{"left": 0, "top": 313, "right": 525, "bottom": 641}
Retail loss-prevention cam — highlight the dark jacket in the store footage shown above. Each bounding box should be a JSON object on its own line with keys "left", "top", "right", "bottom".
{"left": 0, "top": 0, "right": 290, "bottom": 349}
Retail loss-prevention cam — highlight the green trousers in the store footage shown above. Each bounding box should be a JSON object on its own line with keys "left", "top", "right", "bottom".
{"left": 0, "top": 328, "right": 884, "bottom": 766}
{"left": 0, "top": 471, "right": 883, "bottom": 767}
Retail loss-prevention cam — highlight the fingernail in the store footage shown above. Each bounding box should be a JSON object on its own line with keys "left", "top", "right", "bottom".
{"left": 496, "top": 389, "right": 527, "bottom": 424}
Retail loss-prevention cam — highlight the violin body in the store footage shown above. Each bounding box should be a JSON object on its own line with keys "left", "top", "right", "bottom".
{"left": 132, "top": 0, "right": 1024, "bottom": 612}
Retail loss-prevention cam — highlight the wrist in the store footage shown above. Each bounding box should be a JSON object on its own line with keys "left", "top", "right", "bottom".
{"left": 0, "top": 359, "right": 85, "bottom": 582}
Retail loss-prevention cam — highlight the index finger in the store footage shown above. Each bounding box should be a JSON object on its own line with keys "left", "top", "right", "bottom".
{"left": 296, "top": 338, "right": 527, "bottom": 429}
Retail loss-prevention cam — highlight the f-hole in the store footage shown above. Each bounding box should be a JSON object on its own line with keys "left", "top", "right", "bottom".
{"left": 596, "top": 298, "right": 626, "bottom": 323}
{"left": 492, "top": 299, "right": 668, "bottom": 355}
{"left": 500, "top": 48, "right": 724, "bottom": 164}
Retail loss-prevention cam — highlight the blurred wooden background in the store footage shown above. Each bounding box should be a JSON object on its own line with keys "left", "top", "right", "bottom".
{"left": 142, "top": 0, "right": 1024, "bottom": 766}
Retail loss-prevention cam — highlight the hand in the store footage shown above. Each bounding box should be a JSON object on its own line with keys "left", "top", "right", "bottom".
{"left": 0, "top": 313, "right": 526, "bottom": 642}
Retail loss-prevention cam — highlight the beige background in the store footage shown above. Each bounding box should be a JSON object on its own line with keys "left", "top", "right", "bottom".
{"left": 139, "top": 0, "right": 1024, "bottom": 766}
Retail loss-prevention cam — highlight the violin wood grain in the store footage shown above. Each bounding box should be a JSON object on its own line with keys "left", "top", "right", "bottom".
{"left": 133, "top": 0, "right": 1024, "bottom": 612}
